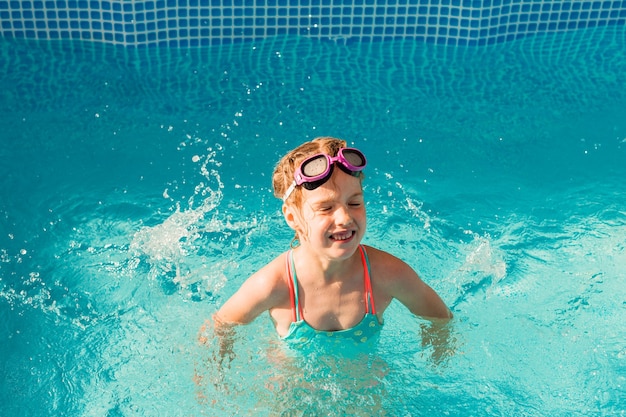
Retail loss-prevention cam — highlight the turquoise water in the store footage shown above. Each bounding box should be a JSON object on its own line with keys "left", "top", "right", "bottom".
{"left": 1, "top": 26, "right": 625, "bottom": 416}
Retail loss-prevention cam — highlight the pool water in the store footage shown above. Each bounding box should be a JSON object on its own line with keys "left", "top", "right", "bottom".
{"left": 1, "top": 26, "right": 625, "bottom": 416}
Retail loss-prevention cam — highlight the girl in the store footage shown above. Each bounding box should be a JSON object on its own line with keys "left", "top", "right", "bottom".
{"left": 211, "top": 137, "right": 451, "bottom": 348}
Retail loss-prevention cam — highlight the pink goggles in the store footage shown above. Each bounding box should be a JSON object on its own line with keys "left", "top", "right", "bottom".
{"left": 282, "top": 147, "right": 367, "bottom": 202}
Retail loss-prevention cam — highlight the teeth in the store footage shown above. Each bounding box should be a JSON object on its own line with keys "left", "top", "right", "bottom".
{"left": 332, "top": 231, "right": 353, "bottom": 240}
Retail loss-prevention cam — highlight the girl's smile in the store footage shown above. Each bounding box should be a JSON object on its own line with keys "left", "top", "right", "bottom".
{"left": 329, "top": 230, "right": 356, "bottom": 242}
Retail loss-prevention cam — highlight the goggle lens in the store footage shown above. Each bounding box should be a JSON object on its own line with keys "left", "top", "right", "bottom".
{"left": 301, "top": 156, "right": 329, "bottom": 177}
{"left": 343, "top": 149, "right": 366, "bottom": 167}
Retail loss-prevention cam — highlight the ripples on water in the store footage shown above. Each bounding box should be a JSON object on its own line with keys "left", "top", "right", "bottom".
{"left": 1, "top": 26, "right": 625, "bottom": 416}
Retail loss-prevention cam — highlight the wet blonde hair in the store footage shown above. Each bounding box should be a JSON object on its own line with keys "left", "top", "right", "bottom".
{"left": 272, "top": 137, "right": 363, "bottom": 247}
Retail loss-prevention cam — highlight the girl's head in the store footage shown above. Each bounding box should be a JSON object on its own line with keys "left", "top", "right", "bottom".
{"left": 272, "top": 137, "right": 367, "bottom": 248}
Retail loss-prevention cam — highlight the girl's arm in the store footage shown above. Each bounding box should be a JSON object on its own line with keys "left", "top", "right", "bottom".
{"left": 370, "top": 247, "right": 452, "bottom": 320}
{"left": 197, "top": 254, "right": 288, "bottom": 368}
{"left": 371, "top": 248, "right": 455, "bottom": 363}
{"left": 390, "top": 265, "right": 452, "bottom": 320}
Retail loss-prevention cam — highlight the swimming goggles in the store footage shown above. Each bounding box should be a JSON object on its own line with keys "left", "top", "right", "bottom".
{"left": 282, "top": 147, "right": 367, "bottom": 202}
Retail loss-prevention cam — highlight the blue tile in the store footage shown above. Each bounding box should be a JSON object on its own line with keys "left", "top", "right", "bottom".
{"left": 2, "top": 0, "right": 626, "bottom": 46}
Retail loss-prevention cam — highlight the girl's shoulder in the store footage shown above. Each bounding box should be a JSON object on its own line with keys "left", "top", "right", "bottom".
{"left": 361, "top": 245, "right": 420, "bottom": 283}
{"left": 362, "top": 245, "right": 408, "bottom": 269}
{"left": 243, "top": 250, "right": 296, "bottom": 301}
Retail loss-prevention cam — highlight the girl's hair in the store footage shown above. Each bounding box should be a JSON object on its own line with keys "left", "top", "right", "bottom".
{"left": 272, "top": 137, "right": 348, "bottom": 207}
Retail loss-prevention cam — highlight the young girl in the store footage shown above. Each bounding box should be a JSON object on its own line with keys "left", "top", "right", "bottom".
{"left": 211, "top": 137, "right": 451, "bottom": 348}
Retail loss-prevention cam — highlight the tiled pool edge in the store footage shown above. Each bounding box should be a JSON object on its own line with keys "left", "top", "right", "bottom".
{"left": 1, "top": 0, "right": 626, "bottom": 47}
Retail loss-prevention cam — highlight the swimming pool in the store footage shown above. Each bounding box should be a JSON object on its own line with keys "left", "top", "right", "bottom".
{"left": 2, "top": 15, "right": 626, "bottom": 417}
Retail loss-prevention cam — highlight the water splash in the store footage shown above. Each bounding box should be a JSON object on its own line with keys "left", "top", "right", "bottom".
{"left": 448, "top": 233, "right": 508, "bottom": 309}
{"left": 462, "top": 235, "right": 507, "bottom": 282}
{"left": 127, "top": 146, "right": 258, "bottom": 301}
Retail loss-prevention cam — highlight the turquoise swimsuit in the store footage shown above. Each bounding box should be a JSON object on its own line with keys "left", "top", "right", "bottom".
{"left": 281, "top": 245, "right": 383, "bottom": 348}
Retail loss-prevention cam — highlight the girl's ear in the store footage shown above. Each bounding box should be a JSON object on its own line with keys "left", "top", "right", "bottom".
{"left": 283, "top": 203, "right": 307, "bottom": 244}
{"left": 282, "top": 204, "right": 297, "bottom": 231}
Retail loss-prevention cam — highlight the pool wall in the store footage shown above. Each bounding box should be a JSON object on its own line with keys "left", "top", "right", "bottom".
{"left": 1, "top": 0, "right": 626, "bottom": 47}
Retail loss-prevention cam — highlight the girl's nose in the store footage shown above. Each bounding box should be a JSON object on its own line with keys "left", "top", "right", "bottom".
{"left": 335, "top": 205, "right": 353, "bottom": 226}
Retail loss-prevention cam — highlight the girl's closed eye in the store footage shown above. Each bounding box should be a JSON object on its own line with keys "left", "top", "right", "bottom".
{"left": 348, "top": 196, "right": 364, "bottom": 207}
{"left": 308, "top": 201, "right": 333, "bottom": 212}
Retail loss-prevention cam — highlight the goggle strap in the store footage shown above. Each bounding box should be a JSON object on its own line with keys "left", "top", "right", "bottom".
{"left": 282, "top": 181, "right": 297, "bottom": 202}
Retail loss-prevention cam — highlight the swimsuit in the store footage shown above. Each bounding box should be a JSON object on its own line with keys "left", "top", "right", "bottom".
{"left": 281, "top": 245, "right": 383, "bottom": 348}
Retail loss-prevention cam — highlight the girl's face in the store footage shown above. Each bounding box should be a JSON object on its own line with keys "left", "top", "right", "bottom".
{"left": 287, "top": 168, "right": 366, "bottom": 260}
